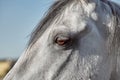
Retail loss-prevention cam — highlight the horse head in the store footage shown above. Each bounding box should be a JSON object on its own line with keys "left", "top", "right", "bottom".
{"left": 4, "top": 0, "right": 120, "bottom": 80}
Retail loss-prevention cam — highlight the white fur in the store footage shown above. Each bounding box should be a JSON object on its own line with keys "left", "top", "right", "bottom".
{"left": 4, "top": 0, "right": 120, "bottom": 80}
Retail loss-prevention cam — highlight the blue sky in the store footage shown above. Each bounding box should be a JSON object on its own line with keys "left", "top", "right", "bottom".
{"left": 0, "top": 0, "right": 53, "bottom": 58}
{"left": 0, "top": 0, "right": 120, "bottom": 59}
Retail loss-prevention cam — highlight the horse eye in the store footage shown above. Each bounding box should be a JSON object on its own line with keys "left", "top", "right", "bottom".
{"left": 55, "top": 37, "right": 71, "bottom": 46}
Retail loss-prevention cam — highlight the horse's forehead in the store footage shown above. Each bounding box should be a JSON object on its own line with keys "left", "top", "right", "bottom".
{"left": 63, "top": 1, "right": 99, "bottom": 23}
{"left": 55, "top": 2, "right": 98, "bottom": 33}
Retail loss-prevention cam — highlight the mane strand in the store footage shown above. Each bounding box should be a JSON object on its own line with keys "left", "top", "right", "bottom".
{"left": 28, "top": 0, "right": 73, "bottom": 47}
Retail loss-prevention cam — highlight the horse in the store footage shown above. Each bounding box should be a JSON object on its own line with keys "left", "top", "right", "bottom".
{"left": 4, "top": 0, "right": 120, "bottom": 80}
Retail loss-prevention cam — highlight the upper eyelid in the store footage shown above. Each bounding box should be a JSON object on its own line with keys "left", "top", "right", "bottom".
{"left": 51, "top": 23, "right": 90, "bottom": 38}
{"left": 52, "top": 28, "right": 71, "bottom": 37}
{"left": 52, "top": 27, "right": 89, "bottom": 39}
{"left": 54, "top": 32, "right": 71, "bottom": 41}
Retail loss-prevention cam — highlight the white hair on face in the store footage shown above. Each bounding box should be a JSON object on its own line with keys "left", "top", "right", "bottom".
{"left": 3, "top": 0, "right": 120, "bottom": 80}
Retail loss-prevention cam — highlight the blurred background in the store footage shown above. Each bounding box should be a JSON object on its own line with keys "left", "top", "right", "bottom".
{"left": 0, "top": 0, "right": 120, "bottom": 79}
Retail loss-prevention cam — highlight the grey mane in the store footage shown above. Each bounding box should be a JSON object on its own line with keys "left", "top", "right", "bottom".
{"left": 107, "top": 1, "right": 120, "bottom": 47}
{"left": 28, "top": 0, "right": 73, "bottom": 47}
{"left": 106, "top": 1, "right": 120, "bottom": 53}
{"left": 106, "top": 1, "right": 120, "bottom": 80}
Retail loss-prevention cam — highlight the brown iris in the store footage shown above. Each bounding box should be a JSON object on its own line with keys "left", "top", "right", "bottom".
{"left": 55, "top": 37, "right": 71, "bottom": 46}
